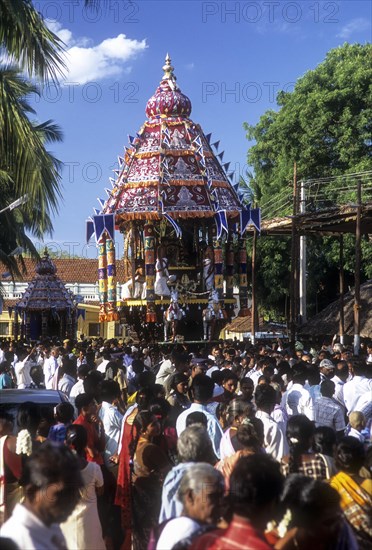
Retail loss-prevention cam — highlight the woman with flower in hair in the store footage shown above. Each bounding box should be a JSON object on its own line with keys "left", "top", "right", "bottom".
{"left": 215, "top": 419, "right": 264, "bottom": 490}
{"left": 281, "top": 415, "right": 331, "bottom": 479}
{"left": 219, "top": 398, "right": 255, "bottom": 460}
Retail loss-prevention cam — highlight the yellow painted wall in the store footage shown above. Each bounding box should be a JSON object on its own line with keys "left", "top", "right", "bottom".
{"left": 0, "top": 305, "right": 124, "bottom": 341}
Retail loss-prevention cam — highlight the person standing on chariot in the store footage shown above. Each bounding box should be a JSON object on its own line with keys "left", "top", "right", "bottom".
{"left": 154, "top": 247, "right": 171, "bottom": 297}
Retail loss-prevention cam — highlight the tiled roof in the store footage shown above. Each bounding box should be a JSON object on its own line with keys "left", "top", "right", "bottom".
{"left": 0, "top": 258, "right": 126, "bottom": 285}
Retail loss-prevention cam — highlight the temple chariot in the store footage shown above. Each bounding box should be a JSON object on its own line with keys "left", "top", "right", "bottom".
{"left": 91, "top": 56, "right": 251, "bottom": 342}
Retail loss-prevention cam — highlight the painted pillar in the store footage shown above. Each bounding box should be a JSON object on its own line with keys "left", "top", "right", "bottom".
{"left": 226, "top": 239, "right": 235, "bottom": 318}
{"left": 13, "top": 309, "right": 19, "bottom": 340}
{"left": 226, "top": 239, "right": 234, "bottom": 300}
{"left": 98, "top": 236, "right": 108, "bottom": 322}
{"left": 25, "top": 312, "right": 31, "bottom": 340}
{"left": 213, "top": 239, "right": 223, "bottom": 300}
{"left": 106, "top": 237, "right": 119, "bottom": 321}
{"left": 144, "top": 222, "right": 156, "bottom": 322}
{"left": 41, "top": 311, "right": 48, "bottom": 338}
{"left": 239, "top": 239, "right": 248, "bottom": 313}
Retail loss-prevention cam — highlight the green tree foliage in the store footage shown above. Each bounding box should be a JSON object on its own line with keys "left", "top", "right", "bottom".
{"left": 0, "top": 0, "right": 65, "bottom": 277}
{"left": 244, "top": 43, "right": 372, "bottom": 318}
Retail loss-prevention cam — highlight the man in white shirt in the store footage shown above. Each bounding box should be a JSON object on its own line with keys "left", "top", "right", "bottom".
{"left": 69, "top": 364, "right": 90, "bottom": 410}
{"left": 314, "top": 379, "right": 346, "bottom": 436}
{"left": 0, "top": 442, "right": 82, "bottom": 550}
{"left": 96, "top": 349, "right": 112, "bottom": 374}
{"left": 155, "top": 352, "right": 174, "bottom": 385}
{"left": 99, "top": 380, "right": 124, "bottom": 469}
{"left": 14, "top": 347, "right": 36, "bottom": 388}
{"left": 247, "top": 358, "right": 268, "bottom": 388}
{"left": 284, "top": 368, "right": 314, "bottom": 421}
{"left": 331, "top": 360, "right": 349, "bottom": 409}
{"left": 43, "top": 347, "right": 60, "bottom": 389}
{"left": 57, "top": 359, "right": 76, "bottom": 396}
{"left": 343, "top": 362, "right": 372, "bottom": 414}
{"left": 255, "top": 384, "right": 286, "bottom": 461}
{"left": 176, "top": 374, "right": 223, "bottom": 458}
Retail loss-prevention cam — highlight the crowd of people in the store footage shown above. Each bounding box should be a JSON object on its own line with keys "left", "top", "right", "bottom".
{"left": 0, "top": 335, "right": 371, "bottom": 550}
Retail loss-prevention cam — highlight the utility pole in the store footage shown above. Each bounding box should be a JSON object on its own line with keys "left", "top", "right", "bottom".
{"left": 290, "top": 162, "right": 298, "bottom": 343}
{"left": 251, "top": 228, "right": 257, "bottom": 345}
{"left": 299, "top": 180, "right": 307, "bottom": 324}
{"left": 339, "top": 235, "right": 345, "bottom": 345}
{"left": 354, "top": 180, "right": 362, "bottom": 355}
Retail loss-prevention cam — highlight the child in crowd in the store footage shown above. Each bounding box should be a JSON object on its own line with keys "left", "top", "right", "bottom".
{"left": 48, "top": 402, "right": 75, "bottom": 443}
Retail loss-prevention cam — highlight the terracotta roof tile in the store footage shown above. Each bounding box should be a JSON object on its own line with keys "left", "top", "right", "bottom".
{"left": 1, "top": 258, "right": 126, "bottom": 284}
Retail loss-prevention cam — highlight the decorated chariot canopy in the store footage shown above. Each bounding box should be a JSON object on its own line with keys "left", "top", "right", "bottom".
{"left": 103, "top": 54, "right": 242, "bottom": 222}
{"left": 15, "top": 250, "right": 77, "bottom": 340}
{"left": 89, "top": 55, "right": 260, "bottom": 339}
{"left": 17, "top": 250, "right": 75, "bottom": 311}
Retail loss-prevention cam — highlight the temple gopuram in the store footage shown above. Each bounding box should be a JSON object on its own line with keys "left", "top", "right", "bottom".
{"left": 90, "top": 55, "right": 258, "bottom": 342}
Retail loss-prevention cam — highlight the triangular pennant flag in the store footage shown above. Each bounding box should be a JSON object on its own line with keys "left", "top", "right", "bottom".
{"left": 223, "top": 162, "right": 231, "bottom": 171}
{"left": 93, "top": 208, "right": 101, "bottom": 215}
{"left": 109, "top": 177, "right": 116, "bottom": 186}
{"left": 205, "top": 133, "right": 212, "bottom": 143}
{"left": 103, "top": 213, "right": 115, "bottom": 240}
{"left": 193, "top": 135, "right": 202, "bottom": 147}
{"left": 93, "top": 215, "right": 105, "bottom": 242}
{"left": 212, "top": 140, "right": 220, "bottom": 151}
{"left": 104, "top": 188, "right": 111, "bottom": 197}
{"left": 250, "top": 208, "right": 261, "bottom": 233}
{"left": 217, "top": 151, "right": 224, "bottom": 161}
{"left": 113, "top": 169, "right": 121, "bottom": 176}
{"left": 118, "top": 156, "right": 124, "bottom": 166}
{"left": 215, "top": 210, "right": 228, "bottom": 239}
{"left": 128, "top": 135, "right": 135, "bottom": 144}
{"left": 97, "top": 198, "right": 106, "bottom": 209}
{"left": 240, "top": 207, "right": 251, "bottom": 236}
{"left": 93, "top": 214, "right": 115, "bottom": 242}
{"left": 86, "top": 219, "right": 95, "bottom": 243}
{"left": 227, "top": 172, "right": 234, "bottom": 180}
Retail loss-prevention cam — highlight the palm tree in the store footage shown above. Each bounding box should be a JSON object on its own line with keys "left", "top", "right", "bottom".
{"left": 0, "top": 68, "right": 63, "bottom": 275}
{"left": 0, "top": 0, "right": 66, "bottom": 82}
{"left": 0, "top": 1, "right": 67, "bottom": 279}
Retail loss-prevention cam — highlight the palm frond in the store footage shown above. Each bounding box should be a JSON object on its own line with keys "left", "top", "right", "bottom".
{"left": 0, "top": 0, "right": 66, "bottom": 83}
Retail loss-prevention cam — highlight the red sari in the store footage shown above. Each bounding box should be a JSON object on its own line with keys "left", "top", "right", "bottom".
{"left": 115, "top": 408, "right": 138, "bottom": 550}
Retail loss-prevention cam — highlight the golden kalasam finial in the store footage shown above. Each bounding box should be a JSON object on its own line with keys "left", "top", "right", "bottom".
{"left": 162, "top": 53, "right": 178, "bottom": 89}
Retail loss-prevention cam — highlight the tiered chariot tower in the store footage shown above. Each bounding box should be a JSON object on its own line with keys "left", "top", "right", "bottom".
{"left": 96, "top": 55, "right": 249, "bottom": 341}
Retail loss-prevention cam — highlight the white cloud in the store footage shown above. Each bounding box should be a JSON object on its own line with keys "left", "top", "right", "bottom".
{"left": 46, "top": 20, "right": 74, "bottom": 47}
{"left": 337, "top": 18, "right": 370, "bottom": 39}
{"left": 46, "top": 21, "right": 147, "bottom": 85}
{"left": 185, "top": 62, "right": 195, "bottom": 70}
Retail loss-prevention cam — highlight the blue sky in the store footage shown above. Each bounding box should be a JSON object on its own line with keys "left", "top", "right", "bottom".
{"left": 30, "top": 0, "right": 371, "bottom": 258}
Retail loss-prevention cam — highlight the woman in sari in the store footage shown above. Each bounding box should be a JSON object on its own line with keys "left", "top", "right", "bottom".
{"left": 130, "top": 410, "right": 171, "bottom": 550}
{"left": 330, "top": 436, "right": 372, "bottom": 549}
{"left": 114, "top": 387, "right": 153, "bottom": 550}
{"left": 219, "top": 398, "right": 255, "bottom": 459}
